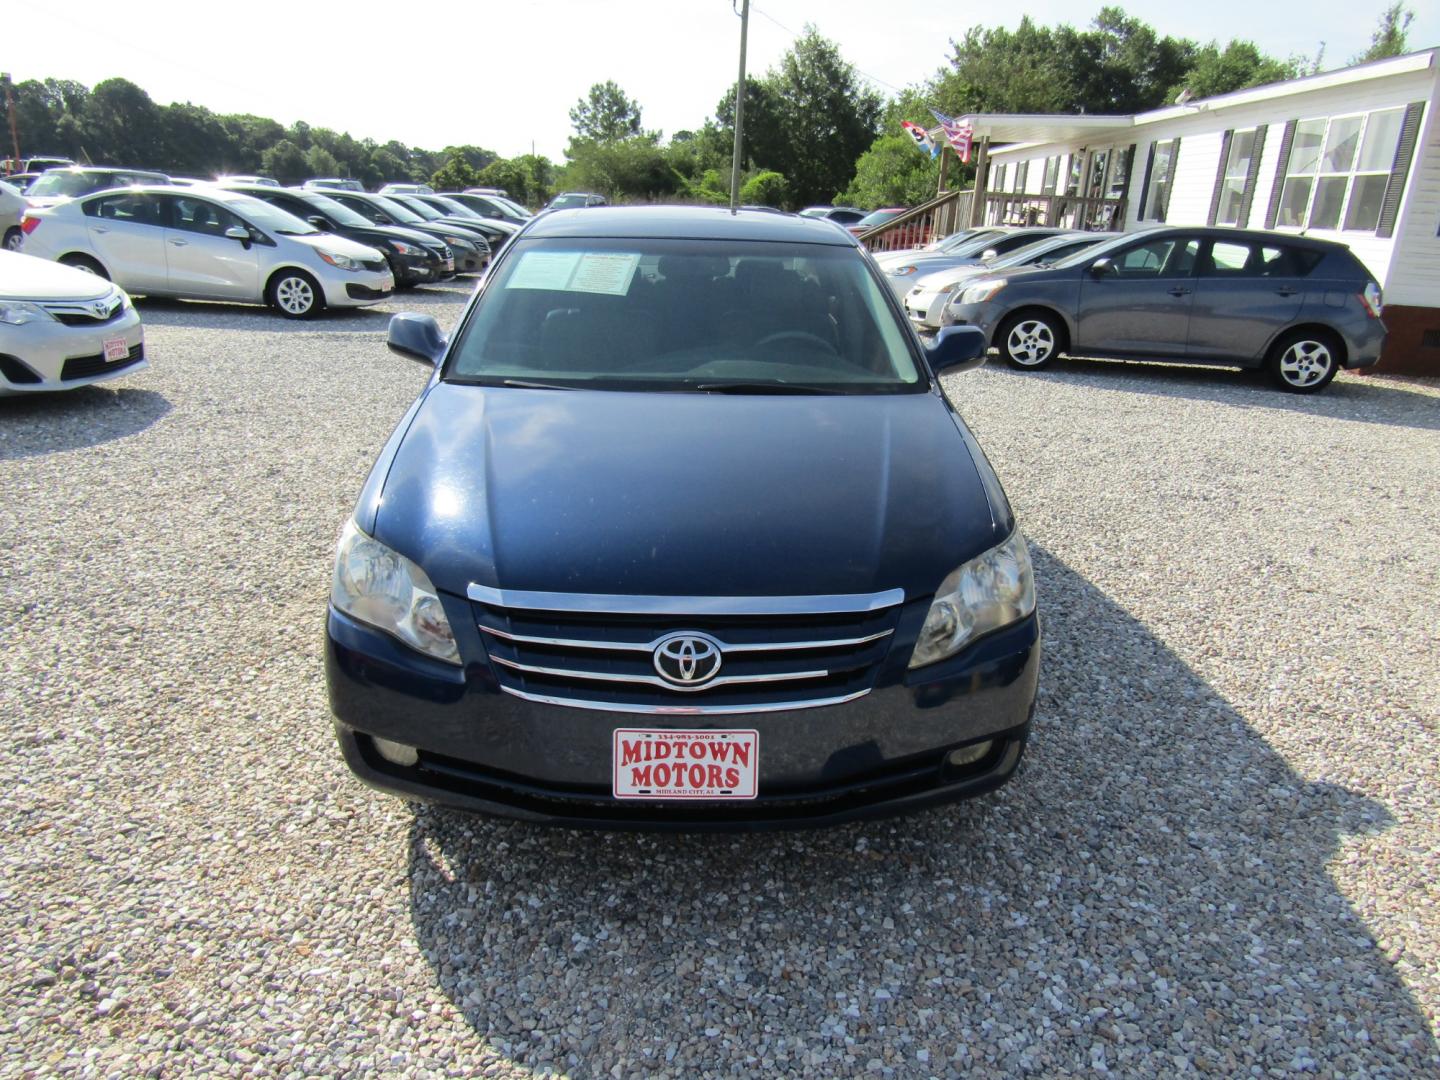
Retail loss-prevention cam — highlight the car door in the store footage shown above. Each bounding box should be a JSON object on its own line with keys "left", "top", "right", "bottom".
{"left": 1186, "top": 239, "right": 1308, "bottom": 364}
{"left": 1075, "top": 234, "right": 1200, "bottom": 357}
{"left": 81, "top": 192, "right": 169, "bottom": 292}
{"left": 159, "top": 194, "right": 261, "bottom": 301}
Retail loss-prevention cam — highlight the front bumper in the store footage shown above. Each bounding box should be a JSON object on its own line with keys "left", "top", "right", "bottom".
{"left": 904, "top": 287, "right": 956, "bottom": 331}
{"left": 321, "top": 266, "right": 394, "bottom": 308}
{"left": 325, "top": 602, "right": 1040, "bottom": 830}
{"left": 0, "top": 305, "right": 146, "bottom": 394}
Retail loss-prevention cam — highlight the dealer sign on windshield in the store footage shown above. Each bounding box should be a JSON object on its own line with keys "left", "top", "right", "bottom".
{"left": 612, "top": 729, "right": 759, "bottom": 800}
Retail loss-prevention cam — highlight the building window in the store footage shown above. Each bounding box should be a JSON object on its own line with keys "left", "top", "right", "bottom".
{"left": 1042, "top": 156, "right": 1060, "bottom": 195}
{"left": 1276, "top": 109, "right": 1404, "bottom": 232}
{"left": 1215, "top": 130, "right": 1258, "bottom": 225}
{"left": 993, "top": 163, "right": 1007, "bottom": 192}
{"left": 1014, "top": 161, "right": 1029, "bottom": 193}
{"left": 1142, "top": 140, "right": 1178, "bottom": 221}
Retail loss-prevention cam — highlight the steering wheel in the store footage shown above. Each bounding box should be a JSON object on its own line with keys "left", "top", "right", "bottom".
{"left": 754, "top": 330, "right": 836, "bottom": 353}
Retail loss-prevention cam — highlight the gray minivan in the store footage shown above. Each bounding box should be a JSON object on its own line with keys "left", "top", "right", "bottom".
{"left": 945, "top": 226, "right": 1386, "bottom": 393}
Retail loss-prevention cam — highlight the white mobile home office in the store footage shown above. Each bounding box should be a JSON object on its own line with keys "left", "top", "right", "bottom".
{"left": 963, "top": 49, "right": 1440, "bottom": 375}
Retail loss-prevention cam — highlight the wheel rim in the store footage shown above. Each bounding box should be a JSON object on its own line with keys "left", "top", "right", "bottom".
{"left": 4, "top": 233, "right": 21, "bottom": 251}
{"left": 1279, "top": 339, "right": 1333, "bottom": 387}
{"left": 276, "top": 276, "right": 314, "bottom": 314}
{"left": 1007, "top": 320, "right": 1055, "bottom": 366}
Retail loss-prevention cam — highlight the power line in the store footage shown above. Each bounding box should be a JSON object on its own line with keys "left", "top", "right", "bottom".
{"left": 748, "top": 4, "right": 911, "bottom": 96}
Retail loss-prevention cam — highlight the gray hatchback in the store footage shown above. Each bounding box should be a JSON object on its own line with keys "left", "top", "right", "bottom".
{"left": 946, "top": 226, "right": 1386, "bottom": 393}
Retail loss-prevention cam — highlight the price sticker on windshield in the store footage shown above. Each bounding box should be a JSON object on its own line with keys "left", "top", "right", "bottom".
{"left": 506, "top": 251, "right": 640, "bottom": 296}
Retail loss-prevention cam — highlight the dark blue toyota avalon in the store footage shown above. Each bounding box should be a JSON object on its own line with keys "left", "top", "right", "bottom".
{"left": 326, "top": 206, "right": 1039, "bottom": 829}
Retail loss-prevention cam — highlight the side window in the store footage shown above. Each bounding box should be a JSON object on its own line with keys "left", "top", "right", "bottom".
{"left": 84, "top": 193, "right": 162, "bottom": 226}
{"left": 170, "top": 197, "right": 246, "bottom": 236}
{"left": 1202, "top": 240, "right": 1255, "bottom": 276}
{"left": 1114, "top": 237, "right": 1199, "bottom": 278}
{"left": 341, "top": 197, "right": 386, "bottom": 223}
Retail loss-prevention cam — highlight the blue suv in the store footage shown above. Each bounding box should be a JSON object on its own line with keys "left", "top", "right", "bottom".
{"left": 945, "top": 226, "right": 1386, "bottom": 393}
{"left": 325, "top": 207, "right": 1040, "bottom": 829}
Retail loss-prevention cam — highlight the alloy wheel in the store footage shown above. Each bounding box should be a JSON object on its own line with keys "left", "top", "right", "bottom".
{"left": 1278, "top": 340, "right": 1334, "bottom": 389}
{"left": 1006, "top": 320, "right": 1055, "bottom": 366}
{"left": 275, "top": 276, "right": 315, "bottom": 316}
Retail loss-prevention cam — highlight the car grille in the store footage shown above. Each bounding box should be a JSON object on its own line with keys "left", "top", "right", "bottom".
{"left": 469, "top": 585, "right": 905, "bottom": 714}
{"left": 41, "top": 295, "right": 125, "bottom": 326}
{"left": 60, "top": 343, "right": 143, "bottom": 381}
{"left": 345, "top": 283, "right": 389, "bottom": 300}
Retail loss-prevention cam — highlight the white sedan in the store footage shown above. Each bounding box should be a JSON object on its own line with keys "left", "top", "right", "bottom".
{"left": 18, "top": 185, "right": 394, "bottom": 318}
{"left": 0, "top": 250, "right": 146, "bottom": 394}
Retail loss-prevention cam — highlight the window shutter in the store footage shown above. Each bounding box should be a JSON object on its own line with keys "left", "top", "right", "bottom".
{"left": 1264, "top": 120, "right": 1298, "bottom": 229}
{"left": 1377, "top": 102, "right": 1425, "bottom": 238}
{"left": 1207, "top": 130, "right": 1234, "bottom": 226}
{"left": 1236, "top": 125, "right": 1267, "bottom": 228}
{"left": 1158, "top": 138, "right": 1180, "bottom": 222}
{"left": 1137, "top": 142, "right": 1157, "bottom": 220}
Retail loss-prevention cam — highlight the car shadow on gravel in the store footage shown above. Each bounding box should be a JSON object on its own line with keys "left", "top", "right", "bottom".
{"left": 0, "top": 386, "right": 171, "bottom": 461}
{"left": 405, "top": 546, "right": 1437, "bottom": 1076}
{"left": 1012, "top": 357, "right": 1440, "bottom": 432}
{"left": 132, "top": 297, "right": 394, "bottom": 332}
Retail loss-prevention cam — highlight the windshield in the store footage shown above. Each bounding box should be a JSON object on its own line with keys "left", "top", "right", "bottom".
{"left": 369, "top": 195, "right": 424, "bottom": 223}
{"left": 29, "top": 172, "right": 116, "bottom": 197}
{"left": 855, "top": 209, "right": 903, "bottom": 229}
{"left": 447, "top": 238, "right": 925, "bottom": 394}
{"left": 301, "top": 192, "right": 371, "bottom": 228}
{"left": 994, "top": 236, "right": 1085, "bottom": 267}
{"left": 550, "top": 194, "right": 590, "bottom": 209}
{"left": 393, "top": 195, "right": 444, "bottom": 220}
{"left": 430, "top": 195, "right": 480, "bottom": 218}
{"left": 1050, "top": 231, "right": 1147, "bottom": 269}
{"left": 223, "top": 194, "right": 319, "bottom": 235}
{"left": 491, "top": 196, "right": 531, "bottom": 219}
{"left": 937, "top": 229, "right": 1002, "bottom": 254}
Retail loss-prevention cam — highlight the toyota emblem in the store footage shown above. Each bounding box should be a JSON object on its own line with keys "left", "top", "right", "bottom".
{"left": 652, "top": 632, "right": 723, "bottom": 687}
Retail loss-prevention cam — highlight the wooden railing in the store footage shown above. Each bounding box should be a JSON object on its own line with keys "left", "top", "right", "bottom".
{"left": 980, "top": 193, "right": 1128, "bottom": 232}
{"left": 858, "top": 190, "right": 972, "bottom": 254}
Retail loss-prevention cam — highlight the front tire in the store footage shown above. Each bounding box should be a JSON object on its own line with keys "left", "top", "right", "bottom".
{"left": 3, "top": 228, "right": 22, "bottom": 252}
{"left": 997, "top": 311, "right": 1064, "bottom": 370}
{"left": 1268, "top": 329, "right": 1340, "bottom": 394}
{"left": 268, "top": 269, "right": 323, "bottom": 319}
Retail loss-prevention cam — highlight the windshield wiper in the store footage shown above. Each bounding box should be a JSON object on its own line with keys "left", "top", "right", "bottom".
{"left": 694, "top": 381, "right": 845, "bottom": 395}
{"left": 500, "top": 378, "right": 577, "bottom": 390}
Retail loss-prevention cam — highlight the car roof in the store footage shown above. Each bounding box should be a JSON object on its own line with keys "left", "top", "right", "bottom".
{"left": 523, "top": 205, "right": 862, "bottom": 245}
{"left": 41, "top": 165, "right": 168, "bottom": 177}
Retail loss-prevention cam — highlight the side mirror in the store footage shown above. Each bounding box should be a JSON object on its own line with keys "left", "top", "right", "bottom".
{"left": 925, "top": 324, "right": 987, "bottom": 376}
{"left": 387, "top": 312, "right": 446, "bottom": 366}
{"left": 307, "top": 215, "right": 332, "bottom": 231}
{"left": 980, "top": 248, "right": 999, "bottom": 261}
{"left": 224, "top": 225, "right": 250, "bottom": 242}
{"left": 1088, "top": 257, "right": 1114, "bottom": 277}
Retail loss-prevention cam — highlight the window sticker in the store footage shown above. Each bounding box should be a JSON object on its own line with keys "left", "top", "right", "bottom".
{"left": 506, "top": 251, "right": 641, "bottom": 295}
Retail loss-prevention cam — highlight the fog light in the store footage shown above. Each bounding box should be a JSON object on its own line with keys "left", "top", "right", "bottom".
{"left": 946, "top": 740, "right": 993, "bottom": 768}
{"left": 373, "top": 737, "right": 419, "bottom": 767}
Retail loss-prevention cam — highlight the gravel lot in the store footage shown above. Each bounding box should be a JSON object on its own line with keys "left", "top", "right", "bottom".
{"left": 1, "top": 282, "right": 1437, "bottom": 1078}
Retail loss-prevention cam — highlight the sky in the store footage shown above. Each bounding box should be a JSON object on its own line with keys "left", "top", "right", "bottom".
{"left": 4, "top": 0, "right": 1436, "bottom": 163}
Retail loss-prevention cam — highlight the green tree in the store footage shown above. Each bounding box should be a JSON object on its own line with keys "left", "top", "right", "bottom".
{"left": 1354, "top": 3, "right": 1414, "bottom": 63}
{"left": 82, "top": 78, "right": 162, "bottom": 164}
{"left": 569, "top": 81, "right": 643, "bottom": 145}
{"left": 562, "top": 136, "right": 676, "bottom": 203}
{"left": 842, "top": 133, "right": 943, "bottom": 210}
{"left": 304, "top": 145, "right": 340, "bottom": 178}
{"left": 261, "top": 139, "right": 308, "bottom": 184}
{"left": 1174, "top": 41, "right": 1298, "bottom": 100}
{"left": 430, "top": 154, "right": 478, "bottom": 190}
{"left": 740, "top": 170, "right": 789, "bottom": 206}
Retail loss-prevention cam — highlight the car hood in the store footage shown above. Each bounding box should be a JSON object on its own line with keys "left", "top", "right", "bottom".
{"left": 370, "top": 383, "right": 1005, "bottom": 600}
{"left": 0, "top": 249, "right": 113, "bottom": 301}
{"left": 285, "top": 232, "right": 386, "bottom": 260}
{"left": 372, "top": 224, "right": 446, "bottom": 249}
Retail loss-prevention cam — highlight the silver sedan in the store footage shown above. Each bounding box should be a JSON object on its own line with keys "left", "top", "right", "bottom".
{"left": 0, "top": 250, "right": 146, "bottom": 394}
{"left": 17, "top": 185, "right": 393, "bottom": 318}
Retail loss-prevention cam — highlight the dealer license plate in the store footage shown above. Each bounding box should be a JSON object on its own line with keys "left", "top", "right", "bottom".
{"left": 102, "top": 337, "right": 129, "bottom": 362}
{"left": 612, "top": 728, "right": 759, "bottom": 800}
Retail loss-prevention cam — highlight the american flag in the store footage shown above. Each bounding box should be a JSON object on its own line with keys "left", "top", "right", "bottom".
{"left": 929, "top": 109, "right": 975, "bottom": 164}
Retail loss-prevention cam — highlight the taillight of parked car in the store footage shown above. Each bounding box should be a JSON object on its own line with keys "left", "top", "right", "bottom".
{"left": 1359, "top": 282, "right": 1384, "bottom": 319}
{"left": 20, "top": 216, "right": 40, "bottom": 235}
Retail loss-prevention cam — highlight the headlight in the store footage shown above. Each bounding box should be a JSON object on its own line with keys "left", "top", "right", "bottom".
{"left": 331, "top": 520, "right": 460, "bottom": 664}
{"left": 908, "top": 531, "right": 1035, "bottom": 669}
{"left": 116, "top": 288, "right": 133, "bottom": 310}
{"left": 890, "top": 265, "right": 918, "bottom": 277}
{"left": 390, "top": 240, "right": 422, "bottom": 256}
{"left": 0, "top": 300, "right": 54, "bottom": 326}
{"left": 956, "top": 279, "right": 1007, "bottom": 306}
{"left": 318, "top": 250, "right": 363, "bottom": 271}
{"left": 442, "top": 235, "right": 469, "bottom": 245}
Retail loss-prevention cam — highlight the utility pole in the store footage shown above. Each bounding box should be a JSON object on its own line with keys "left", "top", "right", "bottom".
{"left": 729, "top": 0, "right": 750, "bottom": 212}
{"left": 2, "top": 73, "right": 19, "bottom": 173}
